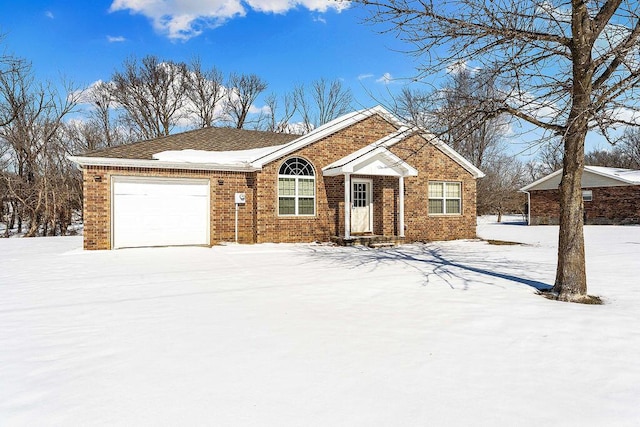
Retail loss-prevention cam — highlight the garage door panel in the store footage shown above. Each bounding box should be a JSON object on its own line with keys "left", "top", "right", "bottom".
{"left": 112, "top": 178, "right": 210, "bottom": 249}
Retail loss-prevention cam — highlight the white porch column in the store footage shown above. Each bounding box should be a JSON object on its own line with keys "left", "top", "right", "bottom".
{"left": 399, "top": 176, "right": 405, "bottom": 238}
{"left": 344, "top": 173, "right": 351, "bottom": 239}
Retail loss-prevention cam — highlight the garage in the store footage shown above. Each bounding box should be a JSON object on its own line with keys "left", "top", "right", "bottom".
{"left": 112, "top": 177, "right": 210, "bottom": 249}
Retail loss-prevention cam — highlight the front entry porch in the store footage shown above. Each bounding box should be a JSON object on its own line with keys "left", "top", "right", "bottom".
{"left": 323, "top": 145, "right": 418, "bottom": 242}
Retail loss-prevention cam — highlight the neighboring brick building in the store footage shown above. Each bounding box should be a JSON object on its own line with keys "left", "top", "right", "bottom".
{"left": 70, "top": 106, "right": 484, "bottom": 250}
{"left": 521, "top": 166, "right": 640, "bottom": 225}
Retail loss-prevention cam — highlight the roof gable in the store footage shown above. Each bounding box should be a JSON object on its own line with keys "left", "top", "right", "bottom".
{"left": 521, "top": 166, "right": 640, "bottom": 191}
{"left": 323, "top": 146, "right": 419, "bottom": 177}
{"left": 252, "top": 106, "right": 404, "bottom": 167}
{"left": 409, "top": 131, "right": 485, "bottom": 179}
{"left": 254, "top": 107, "right": 484, "bottom": 178}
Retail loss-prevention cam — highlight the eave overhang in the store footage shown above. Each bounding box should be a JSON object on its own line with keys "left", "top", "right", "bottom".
{"left": 68, "top": 156, "right": 261, "bottom": 172}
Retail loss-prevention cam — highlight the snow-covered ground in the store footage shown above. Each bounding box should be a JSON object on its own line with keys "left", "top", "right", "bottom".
{"left": 1, "top": 217, "right": 639, "bottom": 426}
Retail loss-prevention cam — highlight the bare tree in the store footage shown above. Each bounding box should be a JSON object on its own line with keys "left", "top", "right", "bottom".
{"left": 584, "top": 147, "right": 630, "bottom": 167}
{"left": 619, "top": 127, "right": 640, "bottom": 168}
{"left": 86, "top": 81, "right": 126, "bottom": 148}
{"left": 477, "top": 155, "right": 527, "bottom": 222}
{"left": 393, "top": 86, "right": 430, "bottom": 129}
{"left": 224, "top": 73, "right": 267, "bottom": 129}
{"left": 359, "top": 0, "right": 640, "bottom": 302}
{"left": 184, "top": 58, "right": 225, "bottom": 128}
{"left": 69, "top": 81, "right": 133, "bottom": 154}
{"left": 295, "top": 78, "right": 353, "bottom": 133}
{"left": 0, "top": 54, "right": 25, "bottom": 128}
{"left": 0, "top": 59, "right": 79, "bottom": 236}
{"left": 538, "top": 140, "right": 565, "bottom": 175}
{"left": 261, "top": 91, "right": 299, "bottom": 133}
{"left": 109, "top": 55, "right": 188, "bottom": 139}
{"left": 395, "top": 69, "right": 506, "bottom": 168}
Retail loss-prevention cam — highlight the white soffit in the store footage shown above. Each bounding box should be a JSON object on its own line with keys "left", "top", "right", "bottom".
{"left": 323, "top": 146, "right": 418, "bottom": 177}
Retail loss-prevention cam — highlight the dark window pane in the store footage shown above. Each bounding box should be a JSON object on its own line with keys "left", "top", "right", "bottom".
{"left": 279, "top": 197, "right": 295, "bottom": 215}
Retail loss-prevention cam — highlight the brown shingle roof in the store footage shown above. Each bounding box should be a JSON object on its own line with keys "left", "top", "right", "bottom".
{"left": 82, "top": 127, "right": 300, "bottom": 160}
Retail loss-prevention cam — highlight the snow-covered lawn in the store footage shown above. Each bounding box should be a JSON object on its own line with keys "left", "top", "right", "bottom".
{"left": 1, "top": 217, "right": 639, "bottom": 426}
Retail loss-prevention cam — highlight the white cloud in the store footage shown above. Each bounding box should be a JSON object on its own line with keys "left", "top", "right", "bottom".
{"left": 109, "top": 0, "right": 349, "bottom": 41}
{"left": 447, "top": 61, "right": 468, "bottom": 75}
{"left": 313, "top": 15, "right": 327, "bottom": 24}
{"left": 246, "top": 0, "right": 349, "bottom": 14}
{"left": 376, "top": 72, "right": 394, "bottom": 84}
{"left": 357, "top": 73, "right": 373, "bottom": 81}
{"left": 107, "top": 35, "right": 127, "bottom": 43}
{"left": 45, "top": 11, "right": 54, "bottom": 19}
{"left": 249, "top": 104, "right": 270, "bottom": 115}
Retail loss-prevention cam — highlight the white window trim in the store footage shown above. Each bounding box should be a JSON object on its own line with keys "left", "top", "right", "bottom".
{"left": 277, "top": 158, "right": 316, "bottom": 217}
{"left": 582, "top": 190, "right": 593, "bottom": 202}
{"left": 428, "top": 181, "right": 462, "bottom": 216}
{"left": 278, "top": 175, "right": 316, "bottom": 216}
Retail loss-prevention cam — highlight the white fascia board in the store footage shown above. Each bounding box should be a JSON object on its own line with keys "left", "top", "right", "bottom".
{"left": 68, "top": 156, "right": 260, "bottom": 172}
{"left": 520, "top": 169, "right": 562, "bottom": 191}
{"left": 252, "top": 105, "right": 407, "bottom": 168}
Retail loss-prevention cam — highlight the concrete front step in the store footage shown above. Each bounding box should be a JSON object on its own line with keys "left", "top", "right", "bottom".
{"left": 331, "top": 235, "right": 404, "bottom": 248}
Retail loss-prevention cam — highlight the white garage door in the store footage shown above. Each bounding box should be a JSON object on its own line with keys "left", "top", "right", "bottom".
{"left": 112, "top": 177, "right": 210, "bottom": 249}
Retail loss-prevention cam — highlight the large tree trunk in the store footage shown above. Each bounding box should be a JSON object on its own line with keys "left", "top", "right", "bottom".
{"left": 553, "top": 130, "right": 587, "bottom": 300}
{"left": 552, "top": 1, "right": 591, "bottom": 301}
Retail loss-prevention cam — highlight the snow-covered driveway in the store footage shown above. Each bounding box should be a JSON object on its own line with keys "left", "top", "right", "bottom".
{"left": 1, "top": 219, "right": 639, "bottom": 426}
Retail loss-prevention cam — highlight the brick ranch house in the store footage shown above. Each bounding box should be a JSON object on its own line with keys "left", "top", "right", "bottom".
{"left": 521, "top": 165, "right": 640, "bottom": 225}
{"left": 70, "top": 106, "right": 484, "bottom": 250}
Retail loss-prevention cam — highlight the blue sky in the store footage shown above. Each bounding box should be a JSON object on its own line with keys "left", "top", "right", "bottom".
{"left": 0, "top": 0, "right": 614, "bottom": 158}
{"left": 0, "top": 0, "right": 417, "bottom": 109}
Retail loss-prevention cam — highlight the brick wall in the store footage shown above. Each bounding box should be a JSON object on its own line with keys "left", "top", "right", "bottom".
{"left": 530, "top": 186, "right": 640, "bottom": 225}
{"left": 390, "top": 134, "right": 477, "bottom": 241}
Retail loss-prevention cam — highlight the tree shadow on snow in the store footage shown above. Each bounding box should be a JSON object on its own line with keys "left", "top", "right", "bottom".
{"left": 304, "top": 243, "right": 552, "bottom": 292}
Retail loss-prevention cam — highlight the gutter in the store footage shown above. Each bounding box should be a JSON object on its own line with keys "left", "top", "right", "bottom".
{"left": 68, "top": 156, "right": 261, "bottom": 173}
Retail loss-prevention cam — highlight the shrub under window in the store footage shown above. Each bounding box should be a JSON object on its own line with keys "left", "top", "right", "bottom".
{"left": 278, "top": 158, "right": 315, "bottom": 216}
{"left": 428, "top": 181, "right": 461, "bottom": 215}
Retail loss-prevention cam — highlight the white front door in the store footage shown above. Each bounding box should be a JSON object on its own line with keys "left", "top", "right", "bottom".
{"left": 351, "top": 179, "right": 372, "bottom": 234}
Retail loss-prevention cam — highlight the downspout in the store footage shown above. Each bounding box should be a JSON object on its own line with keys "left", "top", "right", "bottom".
{"left": 399, "top": 176, "right": 405, "bottom": 237}
{"left": 522, "top": 190, "right": 531, "bottom": 225}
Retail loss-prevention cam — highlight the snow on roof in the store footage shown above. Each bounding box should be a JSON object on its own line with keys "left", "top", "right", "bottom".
{"left": 152, "top": 145, "right": 288, "bottom": 166}
{"left": 585, "top": 166, "right": 640, "bottom": 184}
{"left": 521, "top": 165, "right": 640, "bottom": 191}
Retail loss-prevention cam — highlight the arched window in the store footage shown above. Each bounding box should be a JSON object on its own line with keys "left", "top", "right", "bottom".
{"left": 278, "top": 158, "right": 315, "bottom": 216}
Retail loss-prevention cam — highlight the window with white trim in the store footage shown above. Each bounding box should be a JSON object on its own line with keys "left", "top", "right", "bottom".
{"left": 278, "top": 158, "right": 315, "bottom": 216}
{"left": 582, "top": 190, "right": 593, "bottom": 202}
{"left": 428, "top": 181, "right": 462, "bottom": 215}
